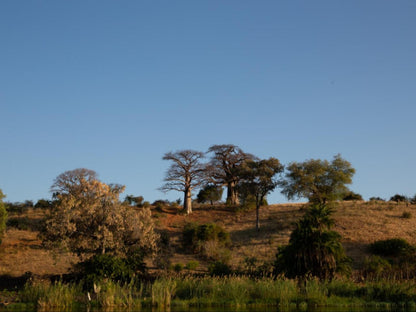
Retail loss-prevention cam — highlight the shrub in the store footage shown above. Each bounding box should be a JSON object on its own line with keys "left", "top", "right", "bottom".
{"left": 342, "top": 191, "right": 363, "bottom": 201}
{"left": 369, "top": 238, "right": 415, "bottom": 257}
{"left": 182, "top": 222, "right": 230, "bottom": 252}
{"left": 402, "top": 211, "right": 412, "bottom": 219}
{"left": 369, "top": 197, "right": 385, "bottom": 202}
{"left": 362, "top": 255, "right": 392, "bottom": 278}
{"left": 390, "top": 194, "right": 408, "bottom": 203}
{"left": 208, "top": 261, "right": 232, "bottom": 276}
{"left": 185, "top": 260, "right": 199, "bottom": 270}
{"left": 274, "top": 204, "right": 350, "bottom": 280}
{"left": 75, "top": 253, "right": 145, "bottom": 288}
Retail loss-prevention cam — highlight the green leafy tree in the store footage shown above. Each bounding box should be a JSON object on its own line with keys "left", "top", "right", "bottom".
{"left": 279, "top": 154, "right": 355, "bottom": 204}
{"left": 197, "top": 184, "right": 223, "bottom": 205}
{"left": 274, "top": 204, "right": 350, "bottom": 280}
{"left": 206, "top": 144, "right": 253, "bottom": 205}
{"left": 389, "top": 194, "right": 408, "bottom": 203}
{"left": 42, "top": 168, "right": 159, "bottom": 258}
{"left": 342, "top": 191, "right": 363, "bottom": 201}
{"left": 0, "top": 190, "right": 7, "bottom": 245}
{"left": 238, "top": 158, "right": 284, "bottom": 231}
{"left": 160, "top": 150, "right": 206, "bottom": 214}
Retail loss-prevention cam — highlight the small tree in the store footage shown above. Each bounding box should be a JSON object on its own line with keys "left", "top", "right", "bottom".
{"left": 238, "top": 158, "right": 284, "bottom": 231}
{"left": 274, "top": 204, "right": 350, "bottom": 280}
{"left": 342, "top": 191, "right": 363, "bottom": 201}
{"left": 389, "top": 194, "right": 408, "bottom": 203}
{"left": 197, "top": 185, "right": 223, "bottom": 205}
{"left": 42, "top": 169, "right": 159, "bottom": 258}
{"left": 160, "top": 150, "right": 205, "bottom": 214}
{"left": 0, "top": 190, "right": 7, "bottom": 245}
{"left": 279, "top": 154, "right": 355, "bottom": 204}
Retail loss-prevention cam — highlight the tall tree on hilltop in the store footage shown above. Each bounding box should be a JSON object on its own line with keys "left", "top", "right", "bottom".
{"left": 160, "top": 150, "right": 205, "bottom": 214}
{"left": 279, "top": 154, "right": 355, "bottom": 204}
{"left": 207, "top": 144, "right": 253, "bottom": 205}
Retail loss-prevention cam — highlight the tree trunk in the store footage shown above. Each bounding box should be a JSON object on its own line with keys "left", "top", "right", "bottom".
{"left": 183, "top": 188, "right": 192, "bottom": 214}
{"left": 256, "top": 204, "right": 260, "bottom": 231}
{"left": 227, "top": 181, "right": 240, "bottom": 205}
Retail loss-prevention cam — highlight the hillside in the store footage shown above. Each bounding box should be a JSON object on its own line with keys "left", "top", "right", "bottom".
{"left": 1, "top": 201, "right": 416, "bottom": 278}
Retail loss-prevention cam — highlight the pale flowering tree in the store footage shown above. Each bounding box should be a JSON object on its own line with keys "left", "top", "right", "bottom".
{"left": 42, "top": 168, "right": 159, "bottom": 258}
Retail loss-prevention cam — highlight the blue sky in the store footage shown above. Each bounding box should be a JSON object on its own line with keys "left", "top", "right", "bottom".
{"left": 1, "top": 1, "right": 415, "bottom": 204}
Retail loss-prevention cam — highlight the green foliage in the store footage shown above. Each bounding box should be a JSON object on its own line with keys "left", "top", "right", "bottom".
{"left": 20, "top": 280, "right": 80, "bottom": 309}
{"left": 390, "top": 194, "right": 408, "bottom": 203}
{"left": 280, "top": 154, "right": 355, "bottom": 204}
{"left": 238, "top": 193, "right": 268, "bottom": 210}
{"left": 369, "top": 238, "right": 415, "bottom": 257}
{"left": 0, "top": 190, "right": 7, "bottom": 245}
{"left": 182, "top": 222, "right": 230, "bottom": 252}
{"left": 274, "top": 204, "right": 350, "bottom": 280}
{"left": 75, "top": 253, "right": 145, "bottom": 288}
{"left": 208, "top": 261, "right": 233, "bottom": 276}
{"left": 362, "top": 255, "right": 392, "bottom": 278}
{"left": 342, "top": 191, "right": 363, "bottom": 201}
{"left": 185, "top": 260, "right": 199, "bottom": 270}
{"left": 34, "top": 199, "right": 53, "bottom": 209}
{"left": 172, "top": 263, "right": 184, "bottom": 272}
{"left": 369, "top": 196, "right": 385, "bottom": 202}
{"left": 197, "top": 184, "right": 223, "bottom": 205}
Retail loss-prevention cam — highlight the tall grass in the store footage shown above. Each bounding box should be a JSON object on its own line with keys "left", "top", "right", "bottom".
{"left": 20, "top": 280, "right": 80, "bottom": 310}
{"left": 151, "top": 278, "right": 177, "bottom": 307}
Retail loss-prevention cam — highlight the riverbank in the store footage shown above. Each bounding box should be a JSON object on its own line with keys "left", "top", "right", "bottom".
{"left": 2, "top": 276, "right": 416, "bottom": 311}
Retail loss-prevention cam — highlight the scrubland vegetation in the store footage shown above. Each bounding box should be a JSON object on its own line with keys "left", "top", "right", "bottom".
{"left": 1, "top": 145, "right": 416, "bottom": 310}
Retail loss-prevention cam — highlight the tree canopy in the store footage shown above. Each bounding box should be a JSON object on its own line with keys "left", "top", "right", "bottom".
{"left": 238, "top": 157, "right": 284, "bottom": 230}
{"left": 42, "top": 168, "right": 159, "bottom": 258}
{"left": 279, "top": 154, "right": 355, "bottom": 204}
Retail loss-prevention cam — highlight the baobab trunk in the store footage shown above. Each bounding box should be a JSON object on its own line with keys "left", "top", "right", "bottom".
{"left": 227, "top": 181, "right": 239, "bottom": 205}
{"left": 183, "top": 188, "right": 192, "bottom": 214}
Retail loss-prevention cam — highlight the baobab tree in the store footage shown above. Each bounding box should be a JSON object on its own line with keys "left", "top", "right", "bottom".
{"left": 160, "top": 150, "right": 205, "bottom": 214}
{"left": 207, "top": 144, "right": 253, "bottom": 205}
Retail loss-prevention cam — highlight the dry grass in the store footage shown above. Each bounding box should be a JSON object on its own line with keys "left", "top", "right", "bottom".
{"left": 1, "top": 201, "right": 416, "bottom": 277}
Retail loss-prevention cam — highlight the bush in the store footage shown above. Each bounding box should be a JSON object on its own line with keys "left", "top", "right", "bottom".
{"left": 208, "top": 261, "right": 232, "bottom": 276}
{"left": 390, "top": 194, "right": 408, "bottom": 203}
{"left": 185, "top": 260, "right": 199, "bottom": 270}
{"left": 369, "top": 238, "right": 415, "bottom": 257}
{"left": 75, "top": 253, "right": 145, "bottom": 288}
{"left": 182, "top": 222, "right": 230, "bottom": 252}
{"left": 274, "top": 204, "right": 350, "bottom": 280}
{"left": 362, "top": 255, "right": 392, "bottom": 278}
{"left": 369, "top": 197, "right": 385, "bottom": 202}
{"left": 342, "top": 191, "right": 363, "bottom": 201}
{"left": 402, "top": 211, "right": 412, "bottom": 219}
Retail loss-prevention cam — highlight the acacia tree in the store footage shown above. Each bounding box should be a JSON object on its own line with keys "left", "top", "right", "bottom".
{"left": 279, "top": 154, "right": 355, "bottom": 204}
{"left": 42, "top": 168, "right": 159, "bottom": 258}
{"left": 238, "top": 158, "right": 284, "bottom": 231}
{"left": 207, "top": 144, "right": 253, "bottom": 205}
{"left": 160, "top": 150, "right": 205, "bottom": 214}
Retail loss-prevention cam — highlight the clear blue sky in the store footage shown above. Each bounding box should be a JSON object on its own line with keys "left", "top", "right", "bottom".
{"left": 1, "top": 1, "right": 415, "bottom": 204}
